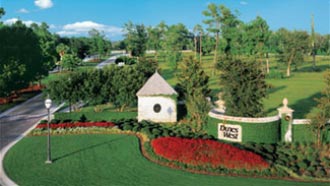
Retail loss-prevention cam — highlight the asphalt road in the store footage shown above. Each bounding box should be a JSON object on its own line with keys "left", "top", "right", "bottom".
{"left": 0, "top": 94, "right": 59, "bottom": 150}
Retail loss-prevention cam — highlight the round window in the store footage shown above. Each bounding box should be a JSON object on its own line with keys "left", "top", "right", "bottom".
{"left": 153, "top": 104, "right": 161, "bottom": 113}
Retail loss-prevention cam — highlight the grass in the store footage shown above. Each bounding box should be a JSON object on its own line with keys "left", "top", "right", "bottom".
{"left": 150, "top": 53, "right": 330, "bottom": 118}
{"left": 4, "top": 134, "right": 328, "bottom": 186}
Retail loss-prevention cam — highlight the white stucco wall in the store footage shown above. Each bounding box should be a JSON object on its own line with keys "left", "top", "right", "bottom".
{"left": 138, "top": 96, "right": 177, "bottom": 123}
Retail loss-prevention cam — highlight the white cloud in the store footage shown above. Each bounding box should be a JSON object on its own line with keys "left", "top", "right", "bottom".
{"left": 4, "top": 18, "right": 40, "bottom": 26}
{"left": 34, "top": 0, "right": 53, "bottom": 9}
{"left": 17, "top": 8, "right": 29, "bottom": 13}
{"left": 49, "top": 24, "right": 56, "bottom": 29}
{"left": 56, "top": 30, "right": 79, "bottom": 36}
{"left": 240, "top": 1, "right": 248, "bottom": 5}
{"left": 57, "top": 21, "right": 123, "bottom": 38}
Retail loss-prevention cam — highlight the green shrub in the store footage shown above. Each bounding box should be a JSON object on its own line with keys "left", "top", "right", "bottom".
{"left": 79, "top": 114, "right": 88, "bottom": 122}
{"left": 314, "top": 169, "right": 326, "bottom": 177}
{"left": 50, "top": 119, "right": 60, "bottom": 124}
{"left": 39, "top": 120, "right": 48, "bottom": 124}
{"left": 62, "top": 119, "right": 72, "bottom": 123}
{"left": 298, "top": 161, "right": 308, "bottom": 170}
{"left": 115, "top": 56, "right": 137, "bottom": 65}
{"left": 151, "top": 128, "right": 162, "bottom": 137}
{"left": 123, "top": 124, "right": 133, "bottom": 131}
{"left": 307, "top": 166, "right": 316, "bottom": 172}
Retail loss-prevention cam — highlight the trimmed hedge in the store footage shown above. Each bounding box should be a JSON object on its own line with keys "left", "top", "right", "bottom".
{"left": 292, "top": 125, "right": 314, "bottom": 142}
{"left": 54, "top": 112, "right": 137, "bottom": 122}
{"left": 206, "top": 117, "right": 280, "bottom": 143}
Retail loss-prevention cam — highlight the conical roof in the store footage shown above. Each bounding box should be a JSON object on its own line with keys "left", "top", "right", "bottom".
{"left": 136, "top": 71, "right": 177, "bottom": 96}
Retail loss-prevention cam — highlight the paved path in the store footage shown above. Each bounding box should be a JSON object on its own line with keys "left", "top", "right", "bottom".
{"left": 96, "top": 54, "right": 128, "bottom": 69}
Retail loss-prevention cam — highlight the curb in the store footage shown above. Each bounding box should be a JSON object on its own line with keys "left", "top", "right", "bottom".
{"left": 0, "top": 103, "right": 64, "bottom": 186}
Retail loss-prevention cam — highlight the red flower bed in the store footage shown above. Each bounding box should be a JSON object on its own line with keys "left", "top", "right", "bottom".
{"left": 18, "top": 84, "right": 44, "bottom": 94}
{"left": 151, "top": 137, "right": 269, "bottom": 170}
{"left": 0, "top": 84, "right": 44, "bottom": 105}
{"left": 36, "top": 121, "right": 116, "bottom": 129}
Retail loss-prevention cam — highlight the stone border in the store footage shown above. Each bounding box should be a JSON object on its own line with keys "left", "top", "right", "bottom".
{"left": 209, "top": 109, "right": 280, "bottom": 123}
{"left": 292, "top": 119, "right": 311, "bottom": 125}
{"left": 0, "top": 104, "right": 64, "bottom": 186}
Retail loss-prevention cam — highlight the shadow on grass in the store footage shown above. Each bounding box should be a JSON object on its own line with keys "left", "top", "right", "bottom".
{"left": 53, "top": 136, "right": 127, "bottom": 162}
{"left": 294, "top": 64, "right": 330, "bottom": 73}
{"left": 267, "top": 85, "right": 286, "bottom": 95}
{"left": 290, "top": 92, "right": 322, "bottom": 118}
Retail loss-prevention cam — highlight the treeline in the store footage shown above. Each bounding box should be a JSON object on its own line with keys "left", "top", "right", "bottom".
{"left": 117, "top": 4, "right": 329, "bottom": 76}
{"left": 0, "top": 8, "right": 111, "bottom": 97}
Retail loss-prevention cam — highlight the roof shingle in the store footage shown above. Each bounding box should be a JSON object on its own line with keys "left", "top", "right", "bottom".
{"left": 136, "top": 71, "right": 177, "bottom": 96}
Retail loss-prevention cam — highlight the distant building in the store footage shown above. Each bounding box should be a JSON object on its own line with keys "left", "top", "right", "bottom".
{"left": 136, "top": 71, "right": 177, "bottom": 123}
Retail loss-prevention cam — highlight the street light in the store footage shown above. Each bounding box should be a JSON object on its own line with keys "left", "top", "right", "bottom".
{"left": 44, "top": 97, "right": 52, "bottom": 164}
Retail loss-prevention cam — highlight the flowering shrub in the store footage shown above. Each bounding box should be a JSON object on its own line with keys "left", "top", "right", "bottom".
{"left": 151, "top": 137, "right": 269, "bottom": 170}
{"left": 36, "top": 121, "right": 116, "bottom": 129}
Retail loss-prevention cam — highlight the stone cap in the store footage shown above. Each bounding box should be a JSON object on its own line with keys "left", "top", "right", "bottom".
{"left": 277, "top": 98, "right": 294, "bottom": 117}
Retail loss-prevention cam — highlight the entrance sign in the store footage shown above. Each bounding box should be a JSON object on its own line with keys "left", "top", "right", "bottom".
{"left": 218, "top": 123, "right": 242, "bottom": 142}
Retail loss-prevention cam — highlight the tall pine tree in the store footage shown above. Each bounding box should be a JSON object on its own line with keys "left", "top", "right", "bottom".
{"left": 177, "top": 56, "right": 210, "bottom": 131}
{"left": 220, "top": 59, "right": 268, "bottom": 117}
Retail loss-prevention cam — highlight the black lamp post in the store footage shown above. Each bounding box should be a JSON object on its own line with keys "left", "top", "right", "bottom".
{"left": 44, "top": 97, "right": 52, "bottom": 164}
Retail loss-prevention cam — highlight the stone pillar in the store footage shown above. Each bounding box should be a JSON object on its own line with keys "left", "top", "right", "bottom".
{"left": 277, "top": 98, "right": 294, "bottom": 142}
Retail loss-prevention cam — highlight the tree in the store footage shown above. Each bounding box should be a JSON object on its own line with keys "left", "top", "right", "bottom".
{"left": 56, "top": 43, "right": 70, "bottom": 71}
{"left": 201, "top": 33, "right": 215, "bottom": 55}
{"left": 0, "top": 21, "right": 44, "bottom": 96}
{"left": 310, "top": 14, "right": 317, "bottom": 70}
{"left": 220, "top": 59, "right": 268, "bottom": 117}
{"left": 308, "top": 70, "right": 330, "bottom": 148}
{"left": 88, "top": 29, "right": 111, "bottom": 58}
{"left": 61, "top": 53, "right": 81, "bottom": 71}
{"left": 193, "top": 24, "right": 204, "bottom": 63}
{"left": 203, "top": 3, "right": 221, "bottom": 66}
{"left": 0, "top": 7, "right": 5, "bottom": 20}
{"left": 123, "top": 21, "right": 134, "bottom": 56}
{"left": 177, "top": 56, "right": 210, "bottom": 131}
{"left": 45, "top": 72, "right": 87, "bottom": 112}
{"left": 123, "top": 22, "right": 148, "bottom": 57}
{"left": 31, "top": 22, "right": 58, "bottom": 77}
{"left": 217, "top": 5, "right": 240, "bottom": 59}
{"left": 0, "top": 59, "right": 26, "bottom": 97}
{"left": 147, "top": 26, "right": 162, "bottom": 61}
{"left": 243, "top": 16, "right": 271, "bottom": 72}
{"left": 132, "top": 24, "right": 148, "bottom": 57}
{"left": 276, "top": 28, "right": 309, "bottom": 77}
{"left": 162, "top": 23, "right": 189, "bottom": 69}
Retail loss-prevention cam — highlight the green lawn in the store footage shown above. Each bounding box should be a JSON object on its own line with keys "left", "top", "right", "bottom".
{"left": 4, "top": 134, "right": 328, "bottom": 186}
{"left": 154, "top": 53, "right": 329, "bottom": 118}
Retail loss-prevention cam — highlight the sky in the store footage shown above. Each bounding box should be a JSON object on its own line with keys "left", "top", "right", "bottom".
{"left": 0, "top": 0, "right": 329, "bottom": 41}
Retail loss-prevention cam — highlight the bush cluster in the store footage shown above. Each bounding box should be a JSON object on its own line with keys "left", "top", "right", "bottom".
{"left": 115, "top": 56, "right": 137, "bottom": 65}
{"left": 244, "top": 142, "right": 330, "bottom": 178}
{"left": 115, "top": 119, "right": 213, "bottom": 139}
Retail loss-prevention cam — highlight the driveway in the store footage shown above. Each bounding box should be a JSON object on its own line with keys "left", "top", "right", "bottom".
{"left": 0, "top": 94, "right": 59, "bottom": 150}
